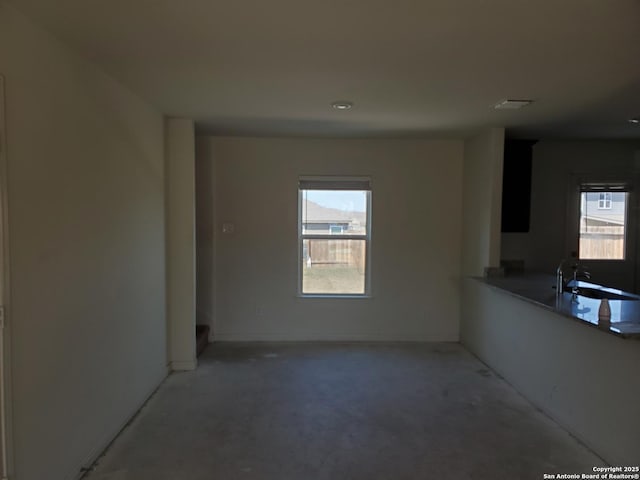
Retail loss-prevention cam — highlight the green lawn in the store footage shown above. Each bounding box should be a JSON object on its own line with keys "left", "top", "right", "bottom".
{"left": 302, "top": 265, "right": 365, "bottom": 294}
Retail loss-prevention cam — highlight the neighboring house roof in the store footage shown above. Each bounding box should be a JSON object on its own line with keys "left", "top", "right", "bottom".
{"left": 583, "top": 215, "right": 624, "bottom": 226}
{"left": 302, "top": 200, "right": 366, "bottom": 225}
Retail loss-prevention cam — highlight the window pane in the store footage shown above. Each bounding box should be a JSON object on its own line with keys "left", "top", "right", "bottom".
{"left": 302, "top": 239, "right": 366, "bottom": 294}
{"left": 579, "top": 191, "right": 627, "bottom": 260}
{"left": 301, "top": 190, "right": 367, "bottom": 235}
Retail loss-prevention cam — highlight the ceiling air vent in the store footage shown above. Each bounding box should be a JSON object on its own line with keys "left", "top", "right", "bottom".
{"left": 494, "top": 99, "right": 533, "bottom": 110}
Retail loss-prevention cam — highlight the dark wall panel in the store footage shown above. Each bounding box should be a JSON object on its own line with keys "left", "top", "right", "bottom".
{"left": 501, "top": 140, "right": 536, "bottom": 233}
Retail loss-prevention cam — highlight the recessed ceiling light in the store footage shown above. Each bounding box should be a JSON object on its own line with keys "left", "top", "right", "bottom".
{"left": 331, "top": 101, "right": 353, "bottom": 110}
{"left": 629, "top": 118, "right": 640, "bottom": 124}
{"left": 494, "top": 99, "right": 533, "bottom": 110}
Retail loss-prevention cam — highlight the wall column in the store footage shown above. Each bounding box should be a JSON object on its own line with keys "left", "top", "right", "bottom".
{"left": 461, "top": 128, "right": 505, "bottom": 276}
{"left": 166, "top": 117, "right": 197, "bottom": 370}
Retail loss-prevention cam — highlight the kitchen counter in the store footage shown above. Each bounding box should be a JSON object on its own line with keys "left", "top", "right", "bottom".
{"left": 462, "top": 275, "right": 640, "bottom": 465}
{"left": 474, "top": 273, "right": 640, "bottom": 338}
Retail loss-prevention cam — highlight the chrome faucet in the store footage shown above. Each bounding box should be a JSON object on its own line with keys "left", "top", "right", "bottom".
{"left": 556, "top": 259, "right": 591, "bottom": 298}
{"left": 556, "top": 259, "right": 567, "bottom": 297}
{"left": 571, "top": 263, "right": 591, "bottom": 294}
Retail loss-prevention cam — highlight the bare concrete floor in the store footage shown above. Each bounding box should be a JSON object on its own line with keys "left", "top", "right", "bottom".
{"left": 86, "top": 343, "right": 603, "bottom": 480}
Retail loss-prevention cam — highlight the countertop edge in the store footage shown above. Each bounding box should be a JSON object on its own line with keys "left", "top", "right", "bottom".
{"left": 469, "top": 276, "right": 640, "bottom": 340}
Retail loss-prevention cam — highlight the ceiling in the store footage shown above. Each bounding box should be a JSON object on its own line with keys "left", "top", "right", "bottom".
{"left": 9, "top": 0, "right": 640, "bottom": 139}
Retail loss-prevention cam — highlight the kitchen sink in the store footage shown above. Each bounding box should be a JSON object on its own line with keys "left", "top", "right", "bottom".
{"left": 564, "top": 286, "right": 638, "bottom": 301}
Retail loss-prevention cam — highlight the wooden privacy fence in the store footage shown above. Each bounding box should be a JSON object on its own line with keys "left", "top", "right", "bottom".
{"left": 307, "top": 239, "right": 366, "bottom": 272}
{"left": 579, "top": 226, "right": 625, "bottom": 259}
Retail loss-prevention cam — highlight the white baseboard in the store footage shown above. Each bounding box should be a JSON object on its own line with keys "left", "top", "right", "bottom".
{"left": 170, "top": 360, "right": 197, "bottom": 371}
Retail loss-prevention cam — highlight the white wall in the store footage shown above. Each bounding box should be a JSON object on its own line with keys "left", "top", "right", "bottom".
{"left": 195, "top": 137, "right": 215, "bottom": 331}
{"left": 0, "top": 3, "right": 167, "bottom": 479}
{"left": 461, "top": 128, "right": 505, "bottom": 276}
{"left": 0, "top": 72, "right": 8, "bottom": 478}
{"left": 461, "top": 279, "right": 640, "bottom": 465}
{"left": 501, "top": 140, "right": 640, "bottom": 290}
{"left": 165, "top": 118, "right": 196, "bottom": 371}
{"left": 196, "top": 137, "right": 464, "bottom": 341}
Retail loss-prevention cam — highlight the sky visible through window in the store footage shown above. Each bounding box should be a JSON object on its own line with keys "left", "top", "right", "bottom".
{"left": 305, "top": 190, "right": 367, "bottom": 212}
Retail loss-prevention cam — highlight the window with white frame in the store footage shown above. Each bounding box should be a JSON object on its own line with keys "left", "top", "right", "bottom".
{"left": 579, "top": 184, "right": 628, "bottom": 260}
{"left": 299, "top": 177, "right": 371, "bottom": 295}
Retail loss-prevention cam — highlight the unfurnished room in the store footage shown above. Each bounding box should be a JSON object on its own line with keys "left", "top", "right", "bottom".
{"left": 0, "top": 1, "right": 639, "bottom": 479}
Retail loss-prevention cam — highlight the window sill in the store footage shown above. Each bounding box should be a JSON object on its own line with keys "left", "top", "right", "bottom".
{"left": 578, "top": 259, "right": 627, "bottom": 262}
{"left": 297, "top": 294, "right": 372, "bottom": 299}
